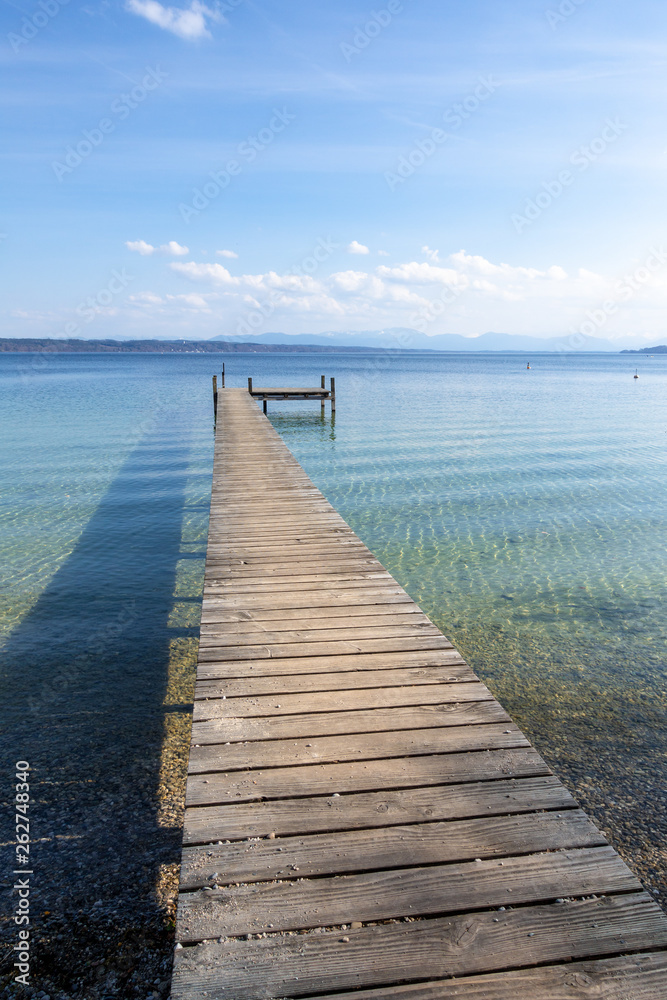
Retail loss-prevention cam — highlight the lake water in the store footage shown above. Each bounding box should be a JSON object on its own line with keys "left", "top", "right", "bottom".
{"left": 1, "top": 350, "right": 666, "bottom": 921}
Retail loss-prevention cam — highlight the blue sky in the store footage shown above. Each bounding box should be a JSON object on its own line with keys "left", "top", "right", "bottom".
{"left": 4, "top": 0, "right": 667, "bottom": 342}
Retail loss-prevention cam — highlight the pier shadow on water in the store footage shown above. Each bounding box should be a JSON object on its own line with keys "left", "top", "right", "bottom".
{"left": 0, "top": 420, "right": 206, "bottom": 998}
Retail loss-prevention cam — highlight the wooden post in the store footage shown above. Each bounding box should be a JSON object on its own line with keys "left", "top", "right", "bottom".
{"left": 263, "top": 398, "right": 268, "bottom": 414}
{"left": 248, "top": 377, "right": 253, "bottom": 394}
{"left": 321, "top": 375, "right": 326, "bottom": 415}
{"left": 221, "top": 363, "right": 225, "bottom": 388}
{"left": 330, "top": 376, "right": 336, "bottom": 413}
{"left": 212, "top": 375, "right": 218, "bottom": 422}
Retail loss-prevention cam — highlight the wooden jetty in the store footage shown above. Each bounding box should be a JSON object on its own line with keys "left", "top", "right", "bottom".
{"left": 247, "top": 375, "right": 335, "bottom": 414}
{"left": 172, "top": 387, "right": 667, "bottom": 999}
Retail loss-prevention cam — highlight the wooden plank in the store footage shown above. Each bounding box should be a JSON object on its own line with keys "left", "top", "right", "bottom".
{"left": 206, "top": 532, "right": 365, "bottom": 546}
{"left": 198, "top": 623, "right": 442, "bottom": 648}
{"left": 204, "top": 564, "right": 389, "bottom": 582}
{"left": 200, "top": 601, "right": 423, "bottom": 623}
{"left": 249, "top": 386, "right": 331, "bottom": 392}
{"left": 206, "top": 536, "right": 369, "bottom": 549}
{"left": 177, "top": 846, "right": 639, "bottom": 942}
{"left": 182, "top": 775, "right": 576, "bottom": 843}
{"left": 196, "top": 636, "right": 455, "bottom": 663}
{"left": 205, "top": 530, "right": 359, "bottom": 545}
{"left": 196, "top": 649, "right": 468, "bottom": 680}
{"left": 201, "top": 589, "right": 416, "bottom": 612}
{"left": 189, "top": 723, "right": 527, "bottom": 772}
{"left": 191, "top": 700, "right": 510, "bottom": 744}
{"left": 179, "top": 808, "right": 604, "bottom": 888}
{"left": 170, "top": 894, "right": 667, "bottom": 1000}
{"left": 204, "top": 553, "right": 383, "bottom": 569}
{"left": 204, "top": 574, "right": 398, "bottom": 594}
{"left": 193, "top": 681, "right": 492, "bottom": 720}
{"left": 195, "top": 664, "right": 474, "bottom": 697}
{"left": 185, "top": 747, "right": 550, "bottom": 806}
{"left": 199, "top": 612, "right": 434, "bottom": 636}
{"left": 294, "top": 953, "right": 667, "bottom": 1000}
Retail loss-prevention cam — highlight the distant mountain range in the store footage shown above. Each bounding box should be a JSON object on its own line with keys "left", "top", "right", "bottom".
{"left": 0, "top": 337, "right": 399, "bottom": 354}
{"left": 210, "top": 329, "right": 628, "bottom": 352}
{"left": 1, "top": 332, "right": 649, "bottom": 354}
{"left": 620, "top": 345, "right": 667, "bottom": 353}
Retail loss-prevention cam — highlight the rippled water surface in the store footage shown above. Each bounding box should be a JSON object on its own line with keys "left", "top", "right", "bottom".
{"left": 1, "top": 350, "right": 666, "bottom": 903}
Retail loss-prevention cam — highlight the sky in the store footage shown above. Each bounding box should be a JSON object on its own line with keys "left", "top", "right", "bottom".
{"left": 4, "top": 0, "right": 667, "bottom": 343}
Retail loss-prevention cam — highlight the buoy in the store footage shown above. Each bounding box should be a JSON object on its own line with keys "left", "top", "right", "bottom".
{"left": 634, "top": 369, "right": 639, "bottom": 379}
{"left": 526, "top": 363, "right": 531, "bottom": 369}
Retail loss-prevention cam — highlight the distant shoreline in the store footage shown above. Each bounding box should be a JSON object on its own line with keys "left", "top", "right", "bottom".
{"left": 1, "top": 336, "right": 662, "bottom": 354}
{"left": 0, "top": 337, "right": 409, "bottom": 354}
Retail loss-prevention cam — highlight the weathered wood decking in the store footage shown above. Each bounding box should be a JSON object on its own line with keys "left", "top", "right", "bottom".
{"left": 172, "top": 387, "right": 667, "bottom": 999}
{"left": 246, "top": 376, "right": 335, "bottom": 412}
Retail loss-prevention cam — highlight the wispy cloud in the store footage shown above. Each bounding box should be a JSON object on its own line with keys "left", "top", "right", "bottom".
{"left": 166, "top": 248, "right": 651, "bottom": 338}
{"left": 347, "top": 240, "right": 370, "bottom": 255}
{"left": 126, "top": 239, "right": 190, "bottom": 256}
{"left": 125, "top": 0, "right": 222, "bottom": 41}
{"left": 216, "top": 249, "right": 239, "bottom": 258}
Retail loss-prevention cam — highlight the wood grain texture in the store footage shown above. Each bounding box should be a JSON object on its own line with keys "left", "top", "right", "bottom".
{"left": 179, "top": 808, "right": 604, "bottom": 888}
{"left": 196, "top": 648, "right": 466, "bottom": 680}
{"left": 188, "top": 723, "right": 527, "bottom": 773}
{"left": 190, "top": 700, "right": 510, "bottom": 743}
{"left": 197, "top": 622, "right": 443, "bottom": 648}
{"left": 192, "top": 680, "right": 493, "bottom": 720}
{"left": 195, "top": 664, "right": 473, "bottom": 697}
{"left": 182, "top": 775, "right": 576, "bottom": 843}
{"left": 185, "top": 747, "right": 550, "bottom": 806}
{"left": 198, "top": 610, "right": 433, "bottom": 636}
{"left": 176, "top": 846, "right": 640, "bottom": 942}
{"left": 295, "top": 953, "right": 667, "bottom": 1000}
{"left": 171, "top": 894, "right": 667, "bottom": 999}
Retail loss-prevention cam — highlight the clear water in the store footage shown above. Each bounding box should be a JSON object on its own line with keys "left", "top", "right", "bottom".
{"left": 1, "top": 350, "right": 666, "bottom": 903}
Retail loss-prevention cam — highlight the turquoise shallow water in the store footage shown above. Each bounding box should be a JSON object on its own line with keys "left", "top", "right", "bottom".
{"left": 1, "top": 350, "right": 666, "bottom": 909}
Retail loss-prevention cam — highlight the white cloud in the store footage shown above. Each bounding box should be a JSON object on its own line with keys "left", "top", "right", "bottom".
{"left": 422, "top": 246, "right": 440, "bottom": 262}
{"left": 126, "top": 239, "right": 156, "bottom": 256}
{"left": 347, "top": 240, "right": 370, "bottom": 255}
{"left": 126, "top": 239, "right": 190, "bottom": 257}
{"left": 125, "top": 0, "right": 222, "bottom": 40}
{"left": 163, "top": 240, "right": 190, "bottom": 256}
{"left": 128, "top": 290, "right": 215, "bottom": 313}
{"left": 216, "top": 249, "right": 239, "bottom": 258}
{"left": 377, "top": 250, "right": 390, "bottom": 257}
{"left": 155, "top": 247, "right": 667, "bottom": 341}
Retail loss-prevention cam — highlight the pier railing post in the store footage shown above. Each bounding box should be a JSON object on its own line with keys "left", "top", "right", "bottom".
{"left": 221, "top": 363, "right": 225, "bottom": 388}
{"left": 321, "top": 375, "right": 326, "bottom": 415}
{"left": 212, "top": 375, "right": 218, "bottom": 422}
{"left": 248, "top": 377, "right": 253, "bottom": 394}
{"left": 330, "top": 376, "right": 336, "bottom": 414}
